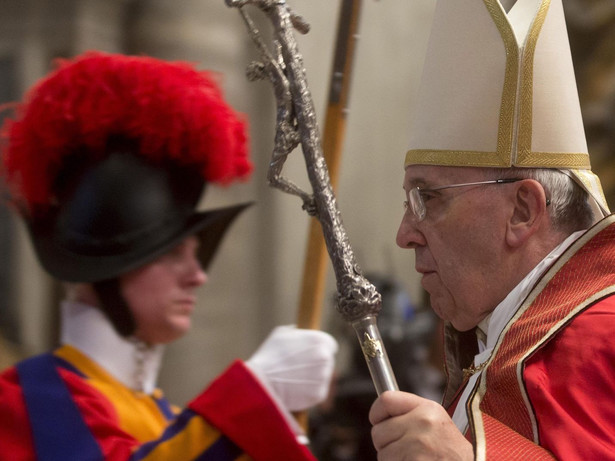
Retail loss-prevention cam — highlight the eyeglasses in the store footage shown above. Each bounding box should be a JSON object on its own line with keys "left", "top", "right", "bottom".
{"left": 404, "top": 178, "right": 522, "bottom": 222}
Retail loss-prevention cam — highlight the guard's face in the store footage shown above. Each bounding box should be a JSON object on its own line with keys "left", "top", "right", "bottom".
{"left": 120, "top": 236, "right": 207, "bottom": 344}
{"left": 397, "top": 165, "right": 513, "bottom": 331}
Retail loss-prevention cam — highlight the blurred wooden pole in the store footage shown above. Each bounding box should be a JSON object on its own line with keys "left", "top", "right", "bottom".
{"left": 297, "top": 0, "right": 363, "bottom": 331}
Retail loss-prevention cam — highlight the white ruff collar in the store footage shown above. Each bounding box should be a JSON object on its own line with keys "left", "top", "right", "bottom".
{"left": 60, "top": 300, "right": 164, "bottom": 394}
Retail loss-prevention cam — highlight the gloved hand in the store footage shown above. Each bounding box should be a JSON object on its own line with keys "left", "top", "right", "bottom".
{"left": 246, "top": 325, "right": 338, "bottom": 412}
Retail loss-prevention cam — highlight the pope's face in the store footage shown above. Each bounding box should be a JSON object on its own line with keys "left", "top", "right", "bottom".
{"left": 397, "top": 165, "right": 514, "bottom": 331}
{"left": 120, "top": 236, "right": 207, "bottom": 344}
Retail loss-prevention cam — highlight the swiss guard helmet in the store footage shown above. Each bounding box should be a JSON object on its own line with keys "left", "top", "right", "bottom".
{"left": 1, "top": 51, "right": 253, "bottom": 335}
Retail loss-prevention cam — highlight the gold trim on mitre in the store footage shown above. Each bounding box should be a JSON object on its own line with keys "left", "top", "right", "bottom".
{"left": 405, "top": 149, "right": 509, "bottom": 168}
{"left": 515, "top": 0, "right": 549, "bottom": 166}
{"left": 485, "top": 0, "right": 518, "bottom": 166}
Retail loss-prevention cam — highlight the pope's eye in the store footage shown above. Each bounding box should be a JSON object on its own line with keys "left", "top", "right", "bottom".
{"left": 418, "top": 190, "right": 436, "bottom": 203}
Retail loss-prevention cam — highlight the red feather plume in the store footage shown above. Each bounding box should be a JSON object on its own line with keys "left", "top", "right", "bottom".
{"left": 1, "top": 51, "right": 252, "bottom": 212}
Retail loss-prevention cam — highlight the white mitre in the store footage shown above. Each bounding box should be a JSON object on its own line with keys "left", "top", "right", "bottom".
{"left": 405, "top": 0, "right": 609, "bottom": 218}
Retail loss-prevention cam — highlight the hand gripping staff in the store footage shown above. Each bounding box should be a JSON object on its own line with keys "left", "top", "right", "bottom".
{"left": 225, "top": 0, "right": 398, "bottom": 395}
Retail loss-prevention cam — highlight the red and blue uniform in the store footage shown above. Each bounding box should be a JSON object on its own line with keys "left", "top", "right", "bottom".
{"left": 0, "top": 344, "right": 314, "bottom": 460}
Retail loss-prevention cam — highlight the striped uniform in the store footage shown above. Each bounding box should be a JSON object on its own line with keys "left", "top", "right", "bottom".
{"left": 0, "top": 345, "right": 314, "bottom": 461}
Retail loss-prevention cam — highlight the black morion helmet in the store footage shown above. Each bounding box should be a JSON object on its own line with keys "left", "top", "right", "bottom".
{"left": 1, "top": 52, "right": 253, "bottom": 335}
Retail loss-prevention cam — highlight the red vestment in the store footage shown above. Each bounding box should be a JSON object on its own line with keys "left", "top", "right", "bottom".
{"left": 445, "top": 215, "right": 615, "bottom": 460}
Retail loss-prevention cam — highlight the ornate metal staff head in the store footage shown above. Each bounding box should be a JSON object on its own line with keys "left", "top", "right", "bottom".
{"left": 227, "top": 0, "right": 398, "bottom": 394}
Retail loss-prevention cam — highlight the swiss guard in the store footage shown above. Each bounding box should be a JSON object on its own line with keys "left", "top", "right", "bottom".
{"left": 0, "top": 51, "right": 337, "bottom": 460}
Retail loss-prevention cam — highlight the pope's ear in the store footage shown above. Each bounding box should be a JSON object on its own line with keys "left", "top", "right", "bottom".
{"left": 505, "top": 179, "right": 548, "bottom": 248}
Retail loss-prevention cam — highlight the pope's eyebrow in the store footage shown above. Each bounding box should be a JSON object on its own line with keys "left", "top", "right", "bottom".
{"left": 404, "top": 177, "right": 429, "bottom": 190}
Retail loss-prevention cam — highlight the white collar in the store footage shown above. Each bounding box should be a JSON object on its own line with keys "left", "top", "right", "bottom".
{"left": 60, "top": 300, "right": 164, "bottom": 394}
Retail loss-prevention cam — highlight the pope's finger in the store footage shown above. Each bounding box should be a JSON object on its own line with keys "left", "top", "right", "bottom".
{"left": 369, "top": 390, "right": 422, "bottom": 425}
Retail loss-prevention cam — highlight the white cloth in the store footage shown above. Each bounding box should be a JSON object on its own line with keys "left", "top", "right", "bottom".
{"left": 246, "top": 325, "right": 338, "bottom": 411}
{"left": 60, "top": 301, "right": 164, "bottom": 394}
{"left": 245, "top": 325, "right": 338, "bottom": 440}
{"left": 452, "top": 230, "right": 586, "bottom": 433}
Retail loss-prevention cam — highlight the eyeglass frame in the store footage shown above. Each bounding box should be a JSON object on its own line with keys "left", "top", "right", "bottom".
{"left": 403, "top": 178, "right": 524, "bottom": 222}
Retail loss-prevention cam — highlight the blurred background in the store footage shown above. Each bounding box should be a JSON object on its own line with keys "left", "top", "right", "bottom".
{"left": 0, "top": 1, "right": 613, "bottom": 459}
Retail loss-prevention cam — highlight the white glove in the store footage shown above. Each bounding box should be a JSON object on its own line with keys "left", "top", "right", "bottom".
{"left": 246, "top": 325, "right": 338, "bottom": 412}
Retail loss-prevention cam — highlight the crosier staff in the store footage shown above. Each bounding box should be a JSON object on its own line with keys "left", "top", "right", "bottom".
{"left": 226, "top": 0, "right": 398, "bottom": 395}
{"left": 298, "top": 0, "right": 362, "bottom": 332}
